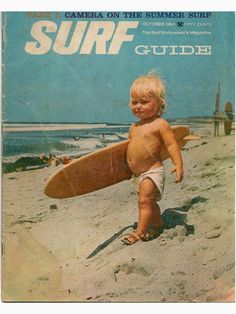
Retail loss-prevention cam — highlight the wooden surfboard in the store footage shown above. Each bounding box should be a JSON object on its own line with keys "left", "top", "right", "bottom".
{"left": 224, "top": 102, "right": 233, "bottom": 135}
{"left": 44, "top": 126, "right": 198, "bottom": 199}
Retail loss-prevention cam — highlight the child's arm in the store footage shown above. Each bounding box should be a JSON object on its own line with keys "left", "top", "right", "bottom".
{"left": 158, "top": 119, "right": 183, "bottom": 182}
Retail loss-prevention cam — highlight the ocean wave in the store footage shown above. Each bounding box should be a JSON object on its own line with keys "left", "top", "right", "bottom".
{"left": 100, "top": 134, "right": 120, "bottom": 143}
{"left": 2, "top": 153, "right": 39, "bottom": 163}
{"left": 61, "top": 138, "right": 105, "bottom": 149}
{"left": 117, "top": 132, "right": 129, "bottom": 140}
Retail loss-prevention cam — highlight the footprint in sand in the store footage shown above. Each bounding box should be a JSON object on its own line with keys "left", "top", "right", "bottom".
{"left": 2, "top": 225, "right": 64, "bottom": 301}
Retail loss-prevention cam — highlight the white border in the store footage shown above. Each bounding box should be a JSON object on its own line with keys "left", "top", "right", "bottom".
{"left": 1, "top": 1, "right": 235, "bottom": 313}
{"left": 0, "top": 302, "right": 236, "bottom": 314}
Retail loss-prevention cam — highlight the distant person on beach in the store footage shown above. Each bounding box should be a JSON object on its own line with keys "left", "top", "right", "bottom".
{"left": 61, "top": 156, "right": 71, "bottom": 165}
{"left": 40, "top": 154, "right": 49, "bottom": 164}
{"left": 122, "top": 73, "right": 183, "bottom": 245}
{"left": 48, "top": 153, "right": 59, "bottom": 167}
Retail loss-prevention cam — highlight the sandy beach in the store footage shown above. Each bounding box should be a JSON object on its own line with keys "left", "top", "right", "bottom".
{"left": 2, "top": 123, "right": 235, "bottom": 302}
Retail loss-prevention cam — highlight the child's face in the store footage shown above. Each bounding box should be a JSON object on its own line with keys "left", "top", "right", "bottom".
{"left": 130, "top": 95, "right": 159, "bottom": 120}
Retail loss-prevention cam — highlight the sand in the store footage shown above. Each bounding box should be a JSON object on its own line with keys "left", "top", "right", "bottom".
{"left": 2, "top": 124, "right": 235, "bottom": 302}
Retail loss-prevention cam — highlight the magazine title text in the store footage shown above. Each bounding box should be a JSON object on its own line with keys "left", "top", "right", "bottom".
{"left": 25, "top": 20, "right": 211, "bottom": 56}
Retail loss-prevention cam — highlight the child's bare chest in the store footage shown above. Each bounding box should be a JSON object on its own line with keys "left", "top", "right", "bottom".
{"left": 130, "top": 123, "right": 161, "bottom": 143}
{"left": 127, "top": 123, "right": 163, "bottom": 174}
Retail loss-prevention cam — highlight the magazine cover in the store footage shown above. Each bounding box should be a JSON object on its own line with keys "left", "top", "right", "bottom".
{"left": 1, "top": 11, "right": 235, "bottom": 302}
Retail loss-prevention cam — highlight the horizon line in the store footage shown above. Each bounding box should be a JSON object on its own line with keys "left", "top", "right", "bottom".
{"left": 2, "top": 116, "right": 214, "bottom": 124}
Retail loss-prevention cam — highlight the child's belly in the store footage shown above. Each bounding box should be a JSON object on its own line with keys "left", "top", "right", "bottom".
{"left": 127, "top": 137, "right": 162, "bottom": 175}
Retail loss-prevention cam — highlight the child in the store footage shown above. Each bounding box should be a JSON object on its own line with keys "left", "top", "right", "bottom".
{"left": 122, "top": 73, "right": 183, "bottom": 245}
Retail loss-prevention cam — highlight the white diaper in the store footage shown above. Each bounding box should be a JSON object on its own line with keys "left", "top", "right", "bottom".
{"left": 130, "top": 166, "right": 165, "bottom": 201}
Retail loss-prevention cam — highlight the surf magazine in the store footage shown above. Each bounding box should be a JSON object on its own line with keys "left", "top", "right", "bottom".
{"left": 1, "top": 11, "right": 235, "bottom": 302}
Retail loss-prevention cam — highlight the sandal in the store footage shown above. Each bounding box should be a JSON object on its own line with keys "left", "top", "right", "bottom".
{"left": 121, "top": 230, "right": 146, "bottom": 245}
{"left": 121, "top": 225, "right": 164, "bottom": 245}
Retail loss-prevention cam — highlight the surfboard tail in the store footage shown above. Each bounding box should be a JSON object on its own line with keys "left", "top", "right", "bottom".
{"left": 183, "top": 134, "right": 201, "bottom": 140}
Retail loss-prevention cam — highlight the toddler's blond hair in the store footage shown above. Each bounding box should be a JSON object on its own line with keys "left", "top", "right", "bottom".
{"left": 130, "top": 74, "right": 166, "bottom": 115}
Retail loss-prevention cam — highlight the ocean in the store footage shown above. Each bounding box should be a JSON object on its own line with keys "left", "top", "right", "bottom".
{"left": 2, "top": 123, "right": 130, "bottom": 163}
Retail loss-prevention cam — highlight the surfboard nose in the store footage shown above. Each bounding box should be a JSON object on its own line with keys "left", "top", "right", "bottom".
{"left": 44, "top": 169, "right": 76, "bottom": 199}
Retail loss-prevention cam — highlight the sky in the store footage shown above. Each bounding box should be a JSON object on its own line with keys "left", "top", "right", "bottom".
{"left": 2, "top": 11, "right": 235, "bottom": 123}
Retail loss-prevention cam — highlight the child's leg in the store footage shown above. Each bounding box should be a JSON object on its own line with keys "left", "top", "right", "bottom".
{"left": 122, "top": 177, "right": 164, "bottom": 245}
{"left": 137, "top": 178, "right": 163, "bottom": 233}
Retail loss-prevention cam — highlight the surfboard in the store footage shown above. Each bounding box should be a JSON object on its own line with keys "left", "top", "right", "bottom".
{"left": 224, "top": 102, "right": 233, "bottom": 135}
{"left": 44, "top": 126, "right": 198, "bottom": 199}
